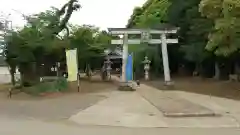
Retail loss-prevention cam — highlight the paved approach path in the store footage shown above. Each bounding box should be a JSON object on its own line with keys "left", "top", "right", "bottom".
{"left": 138, "top": 85, "right": 215, "bottom": 117}
{"left": 1, "top": 117, "right": 240, "bottom": 135}
{"left": 69, "top": 84, "right": 240, "bottom": 128}
{"left": 1, "top": 75, "right": 240, "bottom": 130}
{"left": 70, "top": 91, "right": 167, "bottom": 127}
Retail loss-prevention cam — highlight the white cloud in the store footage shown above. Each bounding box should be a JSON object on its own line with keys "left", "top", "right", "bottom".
{"left": 0, "top": 0, "right": 146, "bottom": 30}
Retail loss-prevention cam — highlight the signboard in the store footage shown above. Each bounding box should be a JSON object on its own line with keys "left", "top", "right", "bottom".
{"left": 66, "top": 49, "right": 78, "bottom": 81}
{"left": 141, "top": 30, "right": 150, "bottom": 43}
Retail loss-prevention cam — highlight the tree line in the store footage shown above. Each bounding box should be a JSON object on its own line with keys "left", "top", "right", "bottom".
{"left": 127, "top": 0, "right": 240, "bottom": 80}
{"left": 2, "top": 0, "right": 240, "bottom": 87}
{"left": 3, "top": 0, "right": 112, "bottom": 86}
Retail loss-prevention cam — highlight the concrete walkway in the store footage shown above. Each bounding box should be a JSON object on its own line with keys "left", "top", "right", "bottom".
{"left": 1, "top": 117, "right": 240, "bottom": 135}
{"left": 138, "top": 85, "right": 215, "bottom": 117}
{"left": 70, "top": 91, "right": 167, "bottom": 128}
{"left": 174, "top": 90, "right": 240, "bottom": 125}
{"left": 69, "top": 80, "right": 240, "bottom": 128}
{"left": 2, "top": 74, "right": 240, "bottom": 128}
{"left": 137, "top": 84, "right": 240, "bottom": 128}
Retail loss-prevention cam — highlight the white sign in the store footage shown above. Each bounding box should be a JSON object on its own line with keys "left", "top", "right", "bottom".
{"left": 66, "top": 49, "right": 78, "bottom": 81}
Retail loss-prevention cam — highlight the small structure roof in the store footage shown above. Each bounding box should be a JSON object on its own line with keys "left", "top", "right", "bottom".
{"left": 104, "top": 47, "right": 122, "bottom": 59}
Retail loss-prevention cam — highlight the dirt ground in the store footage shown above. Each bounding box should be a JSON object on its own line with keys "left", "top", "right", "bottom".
{"left": 145, "top": 77, "right": 240, "bottom": 101}
{"left": 0, "top": 75, "right": 117, "bottom": 121}
{"left": 0, "top": 75, "right": 117, "bottom": 99}
{"left": 0, "top": 83, "right": 11, "bottom": 91}
{"left": 2, "top": 75, "right": 240, "bottom": 101}
{"left": 68, "top": 75, "right": 117, "bottom": 94}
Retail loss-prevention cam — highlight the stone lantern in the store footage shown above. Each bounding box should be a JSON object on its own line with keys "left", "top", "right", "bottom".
{"left": 104, "top": 57, "right": 113, "bottom": 80}
{"left": 142, "top": 56, "right": 151, "bottom": 80}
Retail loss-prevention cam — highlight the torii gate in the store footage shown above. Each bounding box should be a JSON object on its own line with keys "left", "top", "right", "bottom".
{"left": 108, "top": 27, "right": 178, "bottom": 85}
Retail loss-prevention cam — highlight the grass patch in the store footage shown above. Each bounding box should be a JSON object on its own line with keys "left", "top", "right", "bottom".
{"left": 23, "top": 77, "right": 68, "bottom": 96}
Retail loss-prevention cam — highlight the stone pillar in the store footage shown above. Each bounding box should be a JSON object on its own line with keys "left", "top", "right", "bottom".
{"left": 122, "top": 33, "right": 128, "bottom": 83}
{"left": 161, "top": 33, "right": 171, "bottom": 85}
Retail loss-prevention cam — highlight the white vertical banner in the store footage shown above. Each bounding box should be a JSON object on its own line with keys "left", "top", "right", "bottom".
{"left": 66, "top": 48, "right": 78, "bottom": 81}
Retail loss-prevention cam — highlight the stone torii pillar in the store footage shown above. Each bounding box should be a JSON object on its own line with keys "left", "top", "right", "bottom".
{"left": 108, "top": 27, "right": 178, "bottom": 86}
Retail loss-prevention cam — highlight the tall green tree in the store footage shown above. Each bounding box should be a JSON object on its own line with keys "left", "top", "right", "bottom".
{"left": 128, "top": 0, "right": 211, "bottom": 75}
{"left": 199, "top": 0, "right": 240, "bottom": 56}
{"left": 4, "top": 0, "right": 80, "bottom": 86}
{"left": 69, "top": 25, "right": 111, "bottom": 71}
{"left": 126, "top": 0, "right": 170, "bottom": 76}
{"left": 167, "top": 0, "right": 214, "bottom": 75}
{"left": 126, "top": 0, "right": 215, "bottom": 77}
{"left": 127, "top": 0, "right": 170, "bottom": 28}
{"left": 199, "top": 0, "right": 240, "bottom": 78}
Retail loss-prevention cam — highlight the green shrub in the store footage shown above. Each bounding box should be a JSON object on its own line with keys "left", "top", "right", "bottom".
{"left": 55, "top": 77, "right": 68, "bottom": 92}
{"left": 37, "top": 81, "right": 58, "bottom": 93}
{"left": 24, "top": 77, "right": 68, "bottom": 95}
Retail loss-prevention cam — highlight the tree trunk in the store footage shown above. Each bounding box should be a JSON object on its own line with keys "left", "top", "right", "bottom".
{"left": 214, "top": 62, "right": 220, "bottom": 80}
{"left": 85, "top": 64, "right": 92, "bottom": 79}
{"left": 9, "top": 67, "right": 16, "bottom": 86}
{"left": 193, "top": 63, "right": 201, "bottom": 76}
{"left": 234, "top": 62, "right": 240, "bottom": 75}
{"left": 20, "top": 72, "right": 24, "bottom": 87}
{"left": 20, "top": 63, "right": 39, "bottom": 86}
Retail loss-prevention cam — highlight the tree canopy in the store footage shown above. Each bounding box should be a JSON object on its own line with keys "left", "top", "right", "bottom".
{"left": 127, "top": 0, "right": 170, "bottom": 28}
{"left": 4, "top": 0, "right": 113, "bottom": 86}
{"left": 4, "top": 0, "right": 80, "bottom": 85}
{"left": 200, "top": 0, "right": 240, "bottom": 56}
{"left": 69, "top": 25, "right": 111, "bottom": 70}
{"left": 126, "top": 0, "right": 240, "bottom": 78}
{"left": 4, "top": 0, "right": 240, "bottom": 86}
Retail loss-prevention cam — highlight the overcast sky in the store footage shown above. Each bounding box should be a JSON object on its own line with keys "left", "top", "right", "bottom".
{"left": 0, "top": 0, "right": 146, "bottom": 30}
